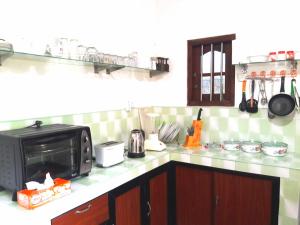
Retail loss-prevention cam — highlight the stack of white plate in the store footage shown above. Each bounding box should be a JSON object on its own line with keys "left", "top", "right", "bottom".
{"left": 158, "top": 122, "right": 181, "bottom": 143}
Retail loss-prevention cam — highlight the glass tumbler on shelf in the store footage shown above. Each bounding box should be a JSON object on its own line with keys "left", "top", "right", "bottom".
{"left": 128, "top": 52, "right": 138, "bottom": 67}
{"left": 97, "top": 52, "right": 104, "bottom": 63}
{"left": 150, "top": 57, "right": 157, "bottom": 70}
{"left": 116, "top": 56, "right": 124, "bottom": 65}
{"left": 102, "top": 54, "right": 110, "bottom": 64}
{"left": 124, "top": 56, "right": 130, "bottom": 66}
{"left": 68, "top": 39, "right": 79, "bottom": 59}
{"left": 77, "top": 45, "right": 87, "bottom": 61}
{"left": 50, "top": 38, "right": 63, "bottom": 57}
{"left": 111, "top": 55, "right": 119, "bottom": 64}
{"left": 86, "top": 47, "right": 99, "bottom": 62}
{"left": 59, "top": 38, "right": 69, "bottom": 58}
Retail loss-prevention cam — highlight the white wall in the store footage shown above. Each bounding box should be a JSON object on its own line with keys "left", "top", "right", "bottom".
{"left": 153, "top": 0, "right": 300, "bottom": 106}
{"left": 1, "top": 0, "right": 300, "bottom": 120}
{"left": 0, "top": 0, "right": 160, "bottom": 121}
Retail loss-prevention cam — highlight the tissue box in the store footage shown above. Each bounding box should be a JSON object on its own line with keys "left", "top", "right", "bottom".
{"left": 17, "top": 178, "right": 71, "bottom": 209}
{"left": 52, "top": 178, "right": 71, "bottom": 199}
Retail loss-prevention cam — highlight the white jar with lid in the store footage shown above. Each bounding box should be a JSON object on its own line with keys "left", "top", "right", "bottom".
{"left": 277, "top": 51, "right": 286, "bottom": 61}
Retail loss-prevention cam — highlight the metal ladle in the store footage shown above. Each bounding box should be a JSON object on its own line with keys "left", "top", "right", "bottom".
{"left": 259, "top": 80, "right": 268, "bottom": 105}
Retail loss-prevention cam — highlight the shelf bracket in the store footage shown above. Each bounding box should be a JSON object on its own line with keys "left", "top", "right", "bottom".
{"left": 94, "top": 64, "right": 125, "bottom": 74}
{"left": 238, "top": 63, "right": 248, "bottom": 74}
{"left": 149, "top": 70, "right": 167, "bottom": 78}
{"left": 291, "top": 60, "right": 298, "bottom": 70}
{"left": 0, "top": 51, "right": 14, "bottom": 66}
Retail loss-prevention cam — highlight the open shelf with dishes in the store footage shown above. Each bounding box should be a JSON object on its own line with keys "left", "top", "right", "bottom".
{"left": 0, "top": 50, "right": 167, "bottom": 77}
{"left": 235, "top": 59, "right": 299, "bottom": 81}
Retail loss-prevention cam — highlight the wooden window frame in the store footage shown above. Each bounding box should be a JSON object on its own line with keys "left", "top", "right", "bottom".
{"left": 187, "top": 34, "right": 236, "bottom": 106}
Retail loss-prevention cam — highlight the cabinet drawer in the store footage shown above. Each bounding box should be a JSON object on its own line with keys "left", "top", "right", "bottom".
{"left": 51, "top": 193, "right": 109, "bottom": 225}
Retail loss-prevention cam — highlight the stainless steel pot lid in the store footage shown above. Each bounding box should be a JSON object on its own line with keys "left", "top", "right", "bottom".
{"left": 241, "top": 141, "right": 261, "bottom": 146}
{"left": 223, "top": 140, "right": 240, "bottom": 144}
{"left": 262, "top": 141, "right": 288, "bottom": 156}
{"left": 262, "top": 141, "right": 288, "bottom": 148}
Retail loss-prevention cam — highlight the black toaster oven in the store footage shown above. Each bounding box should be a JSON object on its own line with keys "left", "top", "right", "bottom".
{"left": 0, "top": 123, "right": 92, "bottom": 200}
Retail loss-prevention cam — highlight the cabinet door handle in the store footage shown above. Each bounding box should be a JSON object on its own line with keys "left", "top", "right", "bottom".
{"left": 215, "top": 195, "right": 219, "bottom": 206}
{"left": 210, "top": 43, "right": 213, "bottom": 102}
{"left": 75, "top": 204, "right": 92, "bottom": 214}
{"left": 147, "top": 201, "right": 151, "bottom": 217}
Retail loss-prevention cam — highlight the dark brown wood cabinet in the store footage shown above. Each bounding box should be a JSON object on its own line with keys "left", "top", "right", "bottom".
{"left": 176, "top": 165, "right": 213, "bottom": 225}
{"left": 109, "top": 164, "right": 169, "bottom": 225}
{"left": 51, "top": 162, "right": 279, "bottom": 225}
{"left": 149, "top": 171, "right": 168, "bottom": 225}
{"left": 51, "top": 193, "right": 109, "bottom": 225}
{"left": 175, "top": 164, "right": 279, "bottom": 225}
{"left": 115, "top": 186, "right": 141, "bottom": 225}
{"left": 214, "top": 172, "right": 273, "bottom": 225}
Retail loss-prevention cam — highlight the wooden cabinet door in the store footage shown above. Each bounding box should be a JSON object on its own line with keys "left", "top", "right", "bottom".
{"left": 176, "top": 165, "right": 213, "bottom": 225}
{"left": 214, "top": 172, "right": 273, "bottom": 225}
{"left": 115, "top": 186, "right": 141, "bottom": 225}
{"left": 149, "top": 171, "right": 168, "bottom": 225}
{"left": 51, "top": 193, "right": 109, "bottom": 225}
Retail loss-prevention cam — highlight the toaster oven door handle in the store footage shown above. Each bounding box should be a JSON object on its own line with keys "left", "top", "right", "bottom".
{"left": 75, "top": 204, "right": 92, "bottom": 214}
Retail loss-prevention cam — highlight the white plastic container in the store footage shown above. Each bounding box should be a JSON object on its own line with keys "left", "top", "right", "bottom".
{"left": 247, "top": 55, "right": 268, "bottom": 63}
{"left": 277, "top": 51, "right": 286, "bottom": 61}
{"left": 94, "top": 141, "right": 125, "bottom": 167}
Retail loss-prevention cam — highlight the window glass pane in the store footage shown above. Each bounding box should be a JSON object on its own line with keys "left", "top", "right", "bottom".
{"left": 214, "top": 76, "right": 225, "bottom": 94}
{"left": 202, "top": 76, "right": 211, "bottom": 94}
{"left": 214, "top": 51, "right": 226, "bottom": 73}
{"left": 202, "top": 51, "right": 212, "bottom": 73}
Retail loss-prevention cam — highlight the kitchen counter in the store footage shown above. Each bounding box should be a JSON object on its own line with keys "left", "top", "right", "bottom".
{"left": 1, "top": 146, "right": 300, "bottom": 225}
{"left": 169, "top": 145, "right": 300, "bottom": 172}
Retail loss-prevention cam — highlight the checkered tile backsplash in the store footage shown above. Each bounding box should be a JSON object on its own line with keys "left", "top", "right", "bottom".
{"left": 0, "top": 109, "right": 141, "bottom": 147}
{"left": 0, "top": 106, "right": 299, "bottom": 152}
{"left": 152, "top": 106, "right": 299, "bottom": 153}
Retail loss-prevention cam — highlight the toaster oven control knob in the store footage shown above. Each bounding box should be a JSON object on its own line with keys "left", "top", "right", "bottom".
{"left": 83, "top": 136, "right": 89, "bottom": 143}
{"left": 84, "top": 147, "right": 90, "bottom": 153}
{"left": 84, "top": 159, "right": 91, "bottom": 164}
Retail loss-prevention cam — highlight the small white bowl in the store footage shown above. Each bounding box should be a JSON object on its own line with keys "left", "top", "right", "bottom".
{"left": 241, "top": 141, "right": 262, "bottom": 153}
{"left": 294, "top": 51, "right": 300, "bottom": 60}
{"left": 223, "top": 141, "right": 240, "bottom": 151}
{"left": 262, "top": 142, "right": 287, "bottom": 157}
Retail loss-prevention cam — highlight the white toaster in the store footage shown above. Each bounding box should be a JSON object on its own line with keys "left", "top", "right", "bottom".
{"left": 94, "top": 141, "right": 125, "bottom": 167}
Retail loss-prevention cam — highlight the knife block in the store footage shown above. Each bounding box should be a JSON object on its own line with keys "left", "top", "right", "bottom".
{"left": 183, "top": 120, "right": 202, "bottom": 148}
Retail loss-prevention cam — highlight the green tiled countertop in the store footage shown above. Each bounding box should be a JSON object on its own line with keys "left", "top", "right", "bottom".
{"left": 168, "top": 145, "right": 300, "bottom": 172}
{"left": 1, "top": 147, "right": 300, "bottom": 225}
{"left": 0, "top": 151, "right": 170, "bottom": 225}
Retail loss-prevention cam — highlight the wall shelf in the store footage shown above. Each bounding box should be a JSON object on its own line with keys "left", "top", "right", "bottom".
{"left": 0, "top": 50, "right": 167, "bottom": 77}
{"left": 235, "top": 59, "right": 299, "bottom": 81}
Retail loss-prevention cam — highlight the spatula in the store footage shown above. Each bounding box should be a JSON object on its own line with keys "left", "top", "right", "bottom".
{"left": 239, "top": 80, "right": 247, "bottom": 111}
{"left": 246, "top": 79, "right": 258, "bottom": 113}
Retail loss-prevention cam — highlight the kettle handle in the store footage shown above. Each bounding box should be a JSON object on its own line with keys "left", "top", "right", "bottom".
{"left": 141, "top": 129, "right": 145, "bottom": 138}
